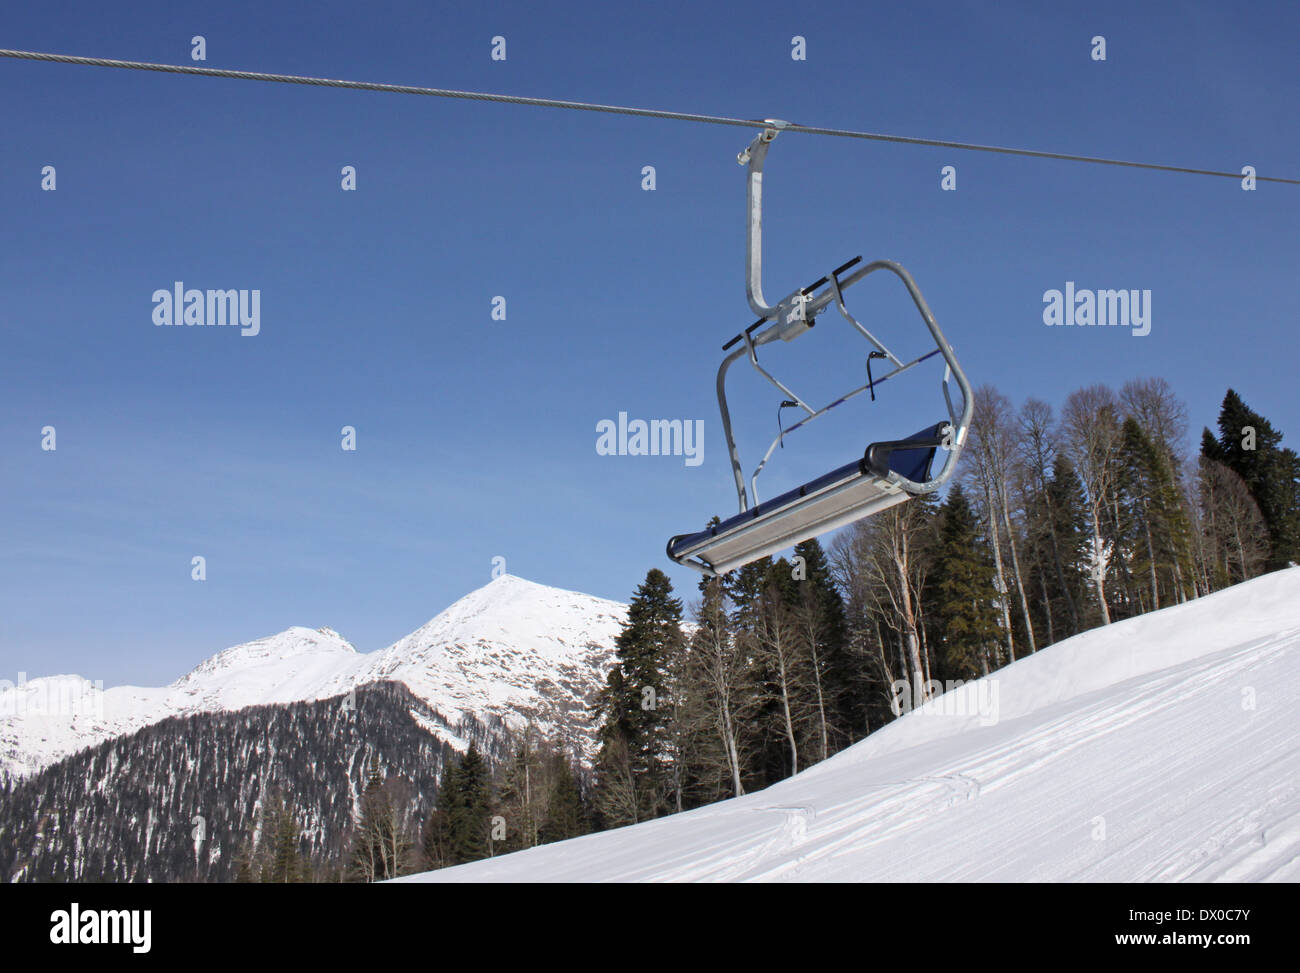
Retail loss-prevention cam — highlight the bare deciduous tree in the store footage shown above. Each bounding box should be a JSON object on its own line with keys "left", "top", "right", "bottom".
{"left": 793, "top": 587, "right": 833, "bottom": 762}
{"left": 351, "top": 772, "right": 415, "bottom": 882}
{"left": 752, "top": 586, "right": 809, "bottom": 776}
{"left": 1019, "top": 397, "right": 1081, "bottom": 634}
{"left": 684, "top": 582, "right": 752, "bottom": 800}
{"left": 1061, "top": 385, "right": 1123, "bottom": 624}
{"left": 968, "top": 385, "right": 1036, "bottom": 657}
{"left": 1121, "top": 376, "right": 1189, "bottom": 467}
{"left": 1197, "top": 457, "right": 1269, "bottom": 584}
{"left": 837, "top": 501, "right": 935, "bottom": 698}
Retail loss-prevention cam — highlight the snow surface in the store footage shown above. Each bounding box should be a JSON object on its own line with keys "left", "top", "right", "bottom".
{"left": 0, "top": 576, "right": 626, "bottom": 778}
{"left": 401, "top": 568, "right": 1300, "bottom": 882}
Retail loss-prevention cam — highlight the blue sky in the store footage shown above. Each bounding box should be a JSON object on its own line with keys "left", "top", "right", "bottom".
{"left": 2, "top": 0, "right": 1297, "bottom": 685}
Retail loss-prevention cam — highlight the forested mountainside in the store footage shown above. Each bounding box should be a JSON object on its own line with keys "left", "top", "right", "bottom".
{"left": 0, "top": 681, "right": 510, "bottom": 882}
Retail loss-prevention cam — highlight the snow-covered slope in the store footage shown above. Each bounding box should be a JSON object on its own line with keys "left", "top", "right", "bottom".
{"left": 403, "top": 568, "right": 1300, "bottom": 883}
{"left": 0, "top": 576, "right": 625, "bottom": 779}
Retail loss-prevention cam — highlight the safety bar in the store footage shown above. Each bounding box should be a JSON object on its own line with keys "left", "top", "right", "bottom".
{"left": 802, "top": 256, "right": 863, "bottom": 298}
{"left": 745, "top": 347, "right": 944, "bottom": 505}
{"left": 723, "top": 255, "right": 863, "bottom": 351}
{"left": 716, "top": 257, "right": 973, "bottom": 512}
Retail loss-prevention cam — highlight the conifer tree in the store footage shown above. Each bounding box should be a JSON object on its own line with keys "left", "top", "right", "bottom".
{"left": 233, "top": 841, "right": 257, "bottom": 883}
{"left": 1043, "top": 454, "right": 1092, "bottom": 635}
{"left": 928, "top": 485, "right": 1002, "bottom": 681}
{"left": 419, "top": 799, "right": 452, "bottom": 871}
{"left": 446, "top": 745, "right": 493, "bottom": 864}
{"left": 268, "top": 798, "right": 304, "bottom": 883}
{"left": 1203, "top": 389, "right": 1300, "bottom": 570}
{"left": 540, "top": 751, "right": 587, "bottom": 843}
{"left": 593, "top": 569, "right": 685, "bottom": 822}
{"left": 1116, "top": 417, "right": 1194, "bottom": 610}
{"left": 724, "top": 556, "right": 773, "bottom": 632}
{"left": 243, "top": 791, "right": 309, "bottom": 883}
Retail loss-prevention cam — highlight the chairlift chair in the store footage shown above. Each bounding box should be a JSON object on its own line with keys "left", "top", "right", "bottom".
{"left": 667, "top": 121, "right": 974, "bottom": 577}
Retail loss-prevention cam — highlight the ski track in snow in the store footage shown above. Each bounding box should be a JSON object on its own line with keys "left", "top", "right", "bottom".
{"left": 400, "top": 569, "right": 1300, "bottom": 883}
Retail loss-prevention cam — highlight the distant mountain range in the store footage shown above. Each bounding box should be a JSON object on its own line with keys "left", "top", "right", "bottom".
{"left": 1, "top": 574, "right": 626, "bottom": 780}
{"left": 0, "top": 575, "right": 627, "bottom": 881}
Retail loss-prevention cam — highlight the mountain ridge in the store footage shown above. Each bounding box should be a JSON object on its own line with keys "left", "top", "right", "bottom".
{"left": 0, "top": 574, "right": 626, "bottom": 779}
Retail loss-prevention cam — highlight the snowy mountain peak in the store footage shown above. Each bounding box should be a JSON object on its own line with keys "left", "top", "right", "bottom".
{"left": 361, "top": 575, "right": 627, "bottom": 752}
{"left": 391, "top": 574, "right": 626, "bottom": 661}
{"left": 172, "top": 625, "right": 358, "bottom": 688}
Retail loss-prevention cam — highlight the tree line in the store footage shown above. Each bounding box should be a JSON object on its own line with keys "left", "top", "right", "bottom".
{"left": 235, "top": 727, "right": 596, "bottom": 882}
{"left": 586, "top": 381, "right": 1298, "bottom": 823}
